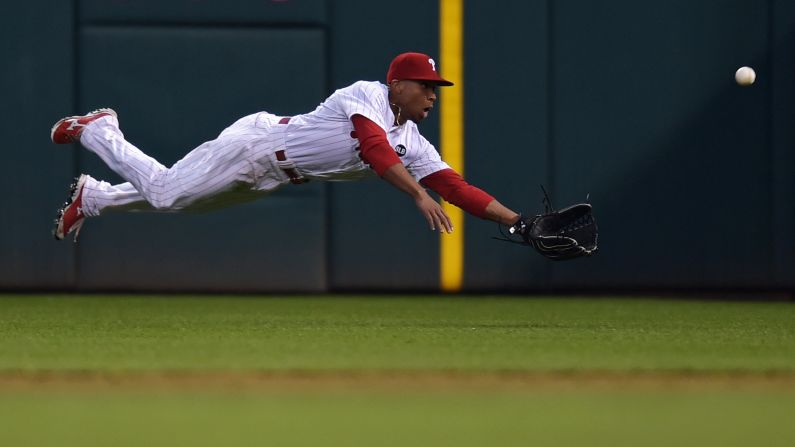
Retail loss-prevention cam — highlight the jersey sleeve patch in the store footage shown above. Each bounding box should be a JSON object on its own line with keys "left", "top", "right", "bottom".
{"left": 403, "top": 129, "right": 450, "bottom": 181}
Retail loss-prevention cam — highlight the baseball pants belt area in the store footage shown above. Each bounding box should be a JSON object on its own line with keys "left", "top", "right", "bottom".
{"left": 275, "top": 117, "right": 307, "bottom": 185}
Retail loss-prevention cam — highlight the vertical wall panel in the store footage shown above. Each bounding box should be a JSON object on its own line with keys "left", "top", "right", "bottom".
{"left": 0, "top": 1, "right": 76, "bottom": 289}
{"left": 327, "top": 0, "right": 441, "bottom": 290}
{"left": 2, "top": 0, "right": 793, "bottom": 293}
{"left": 771, "top": 0, "right": 795, "bottom": 287}
{"left": 462, "top": 0, "right": 550, "bottom": 290}
{"left": 76, "top": 27, "right": 328, "bottom": 292}
{"left": 79, "top": 0, "right": 327, "bottom": 24}
{"left": 549, "top": 0, "right": 772, "bottom": 288}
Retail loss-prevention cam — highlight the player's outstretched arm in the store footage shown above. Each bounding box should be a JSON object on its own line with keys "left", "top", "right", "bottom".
{"left": 420, "top": 169, "right": 520, "bottom": 225}
{"left": 350, "top": 114, "right": 453, "bottom": 233}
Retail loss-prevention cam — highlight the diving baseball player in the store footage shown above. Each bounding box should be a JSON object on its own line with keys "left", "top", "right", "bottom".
{"left": 51, "top": 52, "right": 519, "bottom": 241}
{"left": 51, "top": 52, "right": 596, "bottom": 259}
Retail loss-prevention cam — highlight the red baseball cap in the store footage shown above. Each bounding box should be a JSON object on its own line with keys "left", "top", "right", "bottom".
{"left": 386, "top": 52, "right": 454, "bottom": 86}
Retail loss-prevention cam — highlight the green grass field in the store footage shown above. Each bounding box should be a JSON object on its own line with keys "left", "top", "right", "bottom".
{"left": 1, "top": 295, "right": 793, "bottom": 446}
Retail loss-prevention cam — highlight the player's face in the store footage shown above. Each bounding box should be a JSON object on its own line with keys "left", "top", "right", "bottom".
{"left": 393, "top": 80, "right": 438, "bottom": 124}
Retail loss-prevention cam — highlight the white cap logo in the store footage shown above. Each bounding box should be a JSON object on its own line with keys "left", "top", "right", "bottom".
{"left": 428, "top": 58, "right": 436, "bottom": 71}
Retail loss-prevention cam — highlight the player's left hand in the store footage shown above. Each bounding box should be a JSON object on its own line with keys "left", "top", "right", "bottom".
{"left": 495, "top": 188, "right": 597, "bottom": 260}
{"left": 510, "top": 203, "right": 598, "bottom": 260}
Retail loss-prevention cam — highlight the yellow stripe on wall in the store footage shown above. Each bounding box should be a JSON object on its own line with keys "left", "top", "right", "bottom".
{"left": 439, "top": 0, "right": 464, "bottom": 292}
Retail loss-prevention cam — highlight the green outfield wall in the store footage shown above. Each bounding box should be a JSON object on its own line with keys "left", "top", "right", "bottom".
{"left": 2, "top": 0, "right": 793, "bottom": 292}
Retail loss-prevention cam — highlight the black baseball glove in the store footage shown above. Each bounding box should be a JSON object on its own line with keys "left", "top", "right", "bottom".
{"left": 496, "top": 187, "right": 598, "bottom": 260}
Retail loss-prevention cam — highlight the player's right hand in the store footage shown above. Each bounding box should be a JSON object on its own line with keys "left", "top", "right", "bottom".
{"left": 415, "top": 192, "right": 453, "bottom": 233}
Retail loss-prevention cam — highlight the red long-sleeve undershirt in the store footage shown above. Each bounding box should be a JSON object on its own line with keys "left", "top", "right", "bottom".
{"left": 351, "top": 114, "right": 402, "bottom": 175}
{"left": 351, "top": 114, "right": 494, "bottom": 218}
{"left": 419, "top": 169, "right": 494, "bottom": 219}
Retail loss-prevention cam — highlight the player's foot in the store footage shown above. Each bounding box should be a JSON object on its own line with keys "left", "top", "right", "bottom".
{"left": 50, "top": 108, "right": 117, "bottom": 144}
{"left": 53, "top": 174, "right": 88, "bottom": 242}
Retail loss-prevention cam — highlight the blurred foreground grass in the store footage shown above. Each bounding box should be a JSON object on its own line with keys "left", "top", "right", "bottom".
{"left": 1, "top": 387, "right": 794, "bottom": 447}
{"left": 0, "top": 295, "right": 793, "bottom": 371}
{"left": 0, "top": 295, "right": 793, "bottom": 447}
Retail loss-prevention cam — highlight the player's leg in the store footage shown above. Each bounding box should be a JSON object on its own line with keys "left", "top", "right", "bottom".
{"left": 53, "top": 172, "right": 271, "bottom": 241}
{"left": 82, "top": 178, "right": 154, "bottom": 214}
{"left": 53, "top": 109, "right": 264, "bottom": 211}
{"left": 74, "top": 113, "right": 178, "bottom": 209}
{"left": 52, "top": 109, "right": 173, "bottom": 205}
{"left": 52, "top": 174, "right": 150, "bottom": 241}
{"left": 83, "top": 178, "right": 267, "bottom": 215}
{"left": 50, "top": 109, "right": 286, "bottom": 240}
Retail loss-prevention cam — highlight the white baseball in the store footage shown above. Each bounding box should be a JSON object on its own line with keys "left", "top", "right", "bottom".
{"left": 735, "top": 66, "right": 756, "bottom": 86}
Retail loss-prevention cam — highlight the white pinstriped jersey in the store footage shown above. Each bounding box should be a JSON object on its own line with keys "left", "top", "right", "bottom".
{"left": 283, "top": 81, "right": 450, "bottom": 181}
{"left": 76, "top": 82, "right": 450, "bottom": 217}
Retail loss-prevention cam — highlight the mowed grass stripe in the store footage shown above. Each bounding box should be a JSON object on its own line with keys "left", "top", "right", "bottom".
{"left": 0, "top": 295, "right": 793, "bottom": 372}
{"left": 1, "top": 388, "right": 794, "bottom": 447}
{"left": 2, "top": 370, "right": 795, "bottom": 392}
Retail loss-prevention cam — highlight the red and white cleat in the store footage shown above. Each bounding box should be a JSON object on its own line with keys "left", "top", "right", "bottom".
{"left": 53, "top": 174, "right": 88, "bottom": 241}
{"left": 50, "top": 108, "right": 117, "bottom": 144}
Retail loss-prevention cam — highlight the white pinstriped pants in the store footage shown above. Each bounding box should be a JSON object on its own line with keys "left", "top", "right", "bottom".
{"left": 78, "top": 113, "right": 292, "bottom": 216}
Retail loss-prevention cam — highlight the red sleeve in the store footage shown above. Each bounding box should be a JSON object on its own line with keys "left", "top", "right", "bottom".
{"left": 351, "top": 114, "right": 402, "bottom": 176}
{"left": 420, "top": 169, "right": 495, "bottom": 219}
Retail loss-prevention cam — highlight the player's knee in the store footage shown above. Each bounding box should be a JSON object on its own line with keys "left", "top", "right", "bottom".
{"left": 144, "top": 173, "right": 188, "bottom": 210}
{"left": 147, "top": 194, "right": 185, "bottom": 211}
